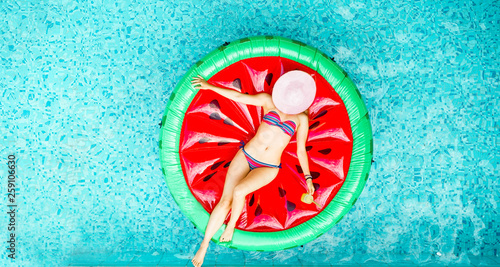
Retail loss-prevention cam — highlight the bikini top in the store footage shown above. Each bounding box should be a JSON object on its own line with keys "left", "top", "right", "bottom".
{"left": 262, "top": 110, "right": 297, "bottom": 137}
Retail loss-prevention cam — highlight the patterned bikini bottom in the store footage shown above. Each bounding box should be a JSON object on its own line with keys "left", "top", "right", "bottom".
{"left": 238, "top": 141, "right": 282, "bottom": 170}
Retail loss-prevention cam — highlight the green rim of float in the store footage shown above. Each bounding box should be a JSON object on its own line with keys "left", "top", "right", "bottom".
{"left": 159, "top": 35, "right": 373, "bottom": 251}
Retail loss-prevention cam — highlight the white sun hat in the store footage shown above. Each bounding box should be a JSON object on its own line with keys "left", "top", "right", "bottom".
{"left": 271, "top": 70, "right": 317, "bottom": 115}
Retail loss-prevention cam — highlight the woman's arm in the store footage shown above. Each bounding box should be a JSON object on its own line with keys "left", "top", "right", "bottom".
{"left": 295, "top": 113, "right": 315, "bottom": 195}
{"left": 191, "top": 75, "right": 271, "bottom": 107}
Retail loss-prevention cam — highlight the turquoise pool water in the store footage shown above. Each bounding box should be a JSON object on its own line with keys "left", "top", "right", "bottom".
{"left": 1, "top": 0, "right": 499, "bottom": 266}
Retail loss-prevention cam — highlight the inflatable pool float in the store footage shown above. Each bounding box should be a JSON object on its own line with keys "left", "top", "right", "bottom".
{"left": 159, "top": 35, "right": 373, "bottom": 251}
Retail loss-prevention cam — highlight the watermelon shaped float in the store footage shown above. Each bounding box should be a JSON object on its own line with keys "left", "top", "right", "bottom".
{"left": 159, "top": 36, "right": 373, "bottom": 251}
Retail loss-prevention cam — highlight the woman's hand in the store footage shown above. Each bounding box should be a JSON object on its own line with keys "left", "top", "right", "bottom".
{"left": 306, "top": 179, "right": 315, "bottom": 195}
{"left": 190, "top": 75, "right": 272, "bottom": 107}
{"left": 191, "top": 75, "right": 212, "bottom": 90}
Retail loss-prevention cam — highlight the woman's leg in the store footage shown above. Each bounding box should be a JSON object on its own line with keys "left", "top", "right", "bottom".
{"left": 219, "top": 166, "right": 280, "bottom": 242}
{"left": 200, "top": 149, "right": 250, "bottom": 245}
{"left": 192, "top": 149, "right": 250, "bottom": 267}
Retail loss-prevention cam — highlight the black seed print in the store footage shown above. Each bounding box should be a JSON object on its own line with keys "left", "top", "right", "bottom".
{"left": 199, "top": 137, "right": 210, "bottom": 144}
{"left": 306, "top": 146, "right": 313, "bottom": 151}
{"left": 211, "top": 161, "right": 225, "bottom": 170}
{"left": 210, "top": 113, "right": 221, "bottom": 120}
{"left": 203, "top": 172, "right": 216, "bottom": 182}
{"left": 218, "top": 141, "right": 230, "bottom": 146}
{"left": 233, "top": 78, "right": 242, "bottom": 89}
{"left": 313, "top": 183, "right": 320, "bottom": 191}
{"left": 318, "top": 148, "right": 331, "bottom": 155}
{"left": 278, "top": 187, "right": 286, "bottom": 197}
{"left": 313, "top": 110, "right": 327, "bottom": 120}
{"left": 223, "top": 117, "right": 234, "bottom": 126}
{"left": 296, "top": 165, "right": 303, "bottom": 174}
{"left": 249, "top": 194, "right": 255, "bottom": 206}
{"left": 255, "top": 204, "right": 262, "bottom": 216}
{"left": 309, "top": 121, "right": 320, "bottom": 130}
{"left": 311, "top": 172, "right": 320, "bottom": 179}
{"left": 224, "top": 161, "right": 231, "bottom": 168}
{"left": 209, "top": 99, "right": 220, "bottom": 109}
{"left": 286, "top": 200, "right": 296, "bottom": 212}
{"left": 265, "top": 73, "right": 273, "bottom": 86}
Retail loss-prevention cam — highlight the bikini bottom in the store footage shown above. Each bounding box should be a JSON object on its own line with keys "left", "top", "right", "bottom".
{"left": 238, "top": 141, "right": 282, "bottom": 171}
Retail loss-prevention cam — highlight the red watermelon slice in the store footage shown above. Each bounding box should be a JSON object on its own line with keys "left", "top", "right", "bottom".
{"left": 179, "top": 56, "right": 353, "bottom": 232}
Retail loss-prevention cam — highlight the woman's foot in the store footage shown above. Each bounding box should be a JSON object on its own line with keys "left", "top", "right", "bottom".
{"left": 192, "top": 242, "right": 209, "bottom": 267}
{"left": 219, "top": 225, "right": 235, "bottom": 242}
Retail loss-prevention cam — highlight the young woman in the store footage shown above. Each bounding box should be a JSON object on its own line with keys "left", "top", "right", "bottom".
{"left": 190, "top": 72, "right": 316, "bottom": 267}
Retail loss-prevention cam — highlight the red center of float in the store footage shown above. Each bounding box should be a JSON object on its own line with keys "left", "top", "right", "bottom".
{"left": 179, "top": 57, "right": 353, "bottom": 232}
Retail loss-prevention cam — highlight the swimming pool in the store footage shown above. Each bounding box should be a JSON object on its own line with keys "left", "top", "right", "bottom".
{"left": 1, "top": 0, "right": 498, "bottom": 266}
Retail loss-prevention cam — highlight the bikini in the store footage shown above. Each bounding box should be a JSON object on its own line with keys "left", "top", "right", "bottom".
{"left": 239, "top": 110, "right": 297, "bottom": 170}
